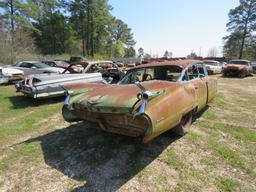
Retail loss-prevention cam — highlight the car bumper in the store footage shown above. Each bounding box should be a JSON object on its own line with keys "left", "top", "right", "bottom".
{"left": 17, "top": 84, "right": 66, "bottom": 98}
{"left": 0, "top": 76, "right": 10, "bottom": 84}
{"left": 62, "top": 104, "right": 150, "bottom": 138}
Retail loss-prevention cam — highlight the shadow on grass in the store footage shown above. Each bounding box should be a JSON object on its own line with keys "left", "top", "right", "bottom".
{"left": 8, "top": 95, "right": 65, "bottom": 109}
{"left": 24, "top": 123, "right": 179, "bottom": 191}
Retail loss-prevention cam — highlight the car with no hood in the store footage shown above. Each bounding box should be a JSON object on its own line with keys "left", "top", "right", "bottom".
{"left": 62, "top": 60, "right": 218, "bottom": 143}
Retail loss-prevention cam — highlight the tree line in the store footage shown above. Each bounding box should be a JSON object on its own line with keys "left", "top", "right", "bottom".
{"left": 0, "top": 0, "right": 136, "bottom": 63}
{"left": 224, "top": 0, "right": 256, "bottom": 60}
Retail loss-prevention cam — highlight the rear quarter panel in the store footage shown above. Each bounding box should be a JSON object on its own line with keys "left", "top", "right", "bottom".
{"left": 144, "top": 83, "right": 196, "bottom": 140}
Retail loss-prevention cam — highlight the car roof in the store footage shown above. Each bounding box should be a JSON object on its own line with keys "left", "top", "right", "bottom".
{"left": 132, "top": 59, "right": 201, "bottom": 70}
{"left": 20, "top": 61, "right": 41, "bottom": 63}
{"left": 230, "top": 60, "right": 250, "bottom": 62}
{"left": 203, "top": 60, "right": 219, "bottom": 63}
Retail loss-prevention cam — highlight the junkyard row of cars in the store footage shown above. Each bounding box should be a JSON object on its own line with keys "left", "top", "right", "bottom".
{"left": 0, "top": 58, "right": 255, "bottom": 142}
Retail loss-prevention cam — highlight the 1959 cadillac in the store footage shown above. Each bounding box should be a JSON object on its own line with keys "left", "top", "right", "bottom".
{"left": 16, "top": 61, "right": 124, "bottom": 98}
{"left": 62, "top": 60, "right": 218, "bottom": 143}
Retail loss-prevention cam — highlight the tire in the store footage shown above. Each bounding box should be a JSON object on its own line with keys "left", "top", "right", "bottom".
{"left": 172, "top": 111, "right": 193, "bottom": 136}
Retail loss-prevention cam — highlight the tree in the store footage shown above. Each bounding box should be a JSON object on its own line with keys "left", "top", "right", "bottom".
{"left": 225, "top": 0, "right": 256, "bottom": 59}
{"left": 124, "top": 47, "right": 136, "bottom": 57}
{"left": 69, "top": 0, "right": 115, "bottom": 57}
{"left": 207, "top": 47, "right": 218, "bottom": 57}
{"left": 163, "top": 50, "right": 173, "bottom": 58}
{"left": 138, "top": 47, "right": 144, "bottom": 58}
{"left": 33, "top": 11, "right": 71, "bottom": 54}
{"left": 0, "top": 0, "right": 39, "bottom": 63}
{"left": 187, "top": 52, "right": 198, "bottom": 59}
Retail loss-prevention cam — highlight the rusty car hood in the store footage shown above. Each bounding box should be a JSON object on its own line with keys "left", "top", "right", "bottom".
{"left": 70, "top": 80, "right": 179, "bottom": 112}
{"left": 224, "top": 64, "right": 246, "bottom": 70}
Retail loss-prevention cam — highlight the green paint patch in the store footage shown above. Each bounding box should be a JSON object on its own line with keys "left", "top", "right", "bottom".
{"left": 217, "top": 178, "right": 240, "bottom": 192}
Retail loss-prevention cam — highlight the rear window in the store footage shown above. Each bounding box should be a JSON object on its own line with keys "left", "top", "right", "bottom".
{"left": 229, "top": 61, "right": 250, "bottom": 66}
{"left": 120, "top": 66, "right": 182, "bottom": 84}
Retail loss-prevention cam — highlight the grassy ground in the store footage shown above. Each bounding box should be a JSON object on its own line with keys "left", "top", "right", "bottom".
{"left": 0, "top": 76, "right": 255, "bottom": 192}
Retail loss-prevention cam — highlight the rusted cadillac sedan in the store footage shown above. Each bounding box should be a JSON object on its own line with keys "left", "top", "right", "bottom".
{"left": 62, "top": 60, "right": 217, "bottom": 143}
{"left": 222, "top": 60, "right": 253, "bottom": 78}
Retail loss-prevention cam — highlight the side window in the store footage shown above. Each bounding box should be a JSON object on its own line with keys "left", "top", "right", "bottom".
{"left": 87, "top": 64, "right": 99, "bottom": 73}
{"left": 134, "top": 69, "right": 144, "bottom": 82}
{"left": 143, "top": 68, "right": 154, "bottom": 81}
{"left": 181, "top": 70, "right": 189, "bottom": 81}
{"left": 187, "top": 64, "right": 199, "bottom": 80}
{"left": 197, "top": 63, "right": 207, "bottom": 77}
{"left": 20, "top": 63, "right": 32, "bottom": 68}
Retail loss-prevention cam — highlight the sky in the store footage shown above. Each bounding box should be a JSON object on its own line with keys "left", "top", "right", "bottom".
{"left": 109, "top": 0, "right": 240, "bottom": 57}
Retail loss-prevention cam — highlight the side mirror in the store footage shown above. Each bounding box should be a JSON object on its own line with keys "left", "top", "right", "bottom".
{"left": 31, "top": 66, "right": 37, "bottom": 69}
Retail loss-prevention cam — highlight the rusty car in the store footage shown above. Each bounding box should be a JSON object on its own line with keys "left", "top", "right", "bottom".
{"left": 16, "top": 61, "right": 124, "bottom": 98}
{"left": 14, "top": 61, "right": 66, "bottom": 75}
{"left": 203, "top": 60, "right": 222, "bottom": 75}
{"left": 222, "top": 60, "right": 253, "bottom": 78}
{"left": 62, "top": 60, "right": 217, "bottom": 143}
{"left": 0, "top": 65, "right": 24, "bottom": 84}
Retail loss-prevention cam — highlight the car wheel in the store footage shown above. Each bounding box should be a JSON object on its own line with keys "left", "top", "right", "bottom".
{"left": 239, "top": 73, "right": 245, "bottom": 78}
{"left": 172, "top": 111, "right": 193, "bottom": 136}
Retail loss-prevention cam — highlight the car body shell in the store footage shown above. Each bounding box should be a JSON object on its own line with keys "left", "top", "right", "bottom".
{"left": 251, "top": 62, "right": 256, "bottom": 73}
{"left": 0, "top": 66, "right": 24, "bottom": 84}
{"left": 16, "top": 61, "right": 123, "bottom": 98}
{"left": 203, "top": 60, "right": 222, "bottom": 75}
{"left": 222, "top": 60, "right": 253, "bottom": 77}
{"left": 14, "top": 61, "right": 65, "bottom": 75}
{"left": 42, "top": 60, "right": 83, "bottom": 73}
{"left": 62, "top": 60, "right": 218, "bottom": 143}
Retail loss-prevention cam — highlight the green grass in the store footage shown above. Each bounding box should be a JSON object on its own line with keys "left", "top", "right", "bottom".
{"left": 0, "top": 86, "right": 62, "bottom": 141}
{"left": 203, "top": 110, "right": 218, "bottom": 120}
{"left": 163, "top": 148, "right": 185, "bottom": 169}
{"left": 217, "top": 178, "right": 241, "bottom": 192}
{"left": 207, "top": 140, "right": 246, "bottom": 170}
{"left": 0, "top": 143, "right": 41, "bottom": 172}
{"left": 187, "top": 132, "right": 201, "bottom": 144}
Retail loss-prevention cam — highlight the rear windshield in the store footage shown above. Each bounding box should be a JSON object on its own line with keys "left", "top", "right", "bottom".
{"left": 33, "top": 63, "right": 50, "bottom": 68}
{"left": 204, "top": 62, "right": 219, "bottom": 66}
{"left": 229, "top": 61, "right": 250, "bottom": 65}
{"left": 120, "top": 66, "right": 182, "bottom": 84}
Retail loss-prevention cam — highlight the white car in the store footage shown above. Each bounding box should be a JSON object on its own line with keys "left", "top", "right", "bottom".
{"left": 203, "top": 60, "right": 222, "bottom": 75}
{"left": 14, "top": 61, "right": 65, "bottom": 75}
{"left": 0, "top": 64, "right": 24, "bottom": 84}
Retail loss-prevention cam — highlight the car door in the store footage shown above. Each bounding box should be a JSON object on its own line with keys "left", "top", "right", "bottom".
{"left": 187, "top": 63, "right": 208, "bottom": 110}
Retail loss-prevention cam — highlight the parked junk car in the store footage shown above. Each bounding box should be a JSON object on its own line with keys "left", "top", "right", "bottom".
{"left": 42, "top": 60, "right": 83, "bottom": 73}
{"left": 251, "top": 62, "right": 256, "bottom": 73}
{"left": 203, "top": 60, "right": 222, "bottom": 75}
{"left": 16, "top": 60, "right": 124, "bottom": 98}
{"left": 14, "top": 61, "right": 65, "bottom": 75}
{"left": 222, "top": 60, "right": 253, "bottom": 77}
{"left": 0, "top": 64, "right": 24, "bottom": 84}
{"left": 62, "top": 60, "right": 218, "bottom": 143}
